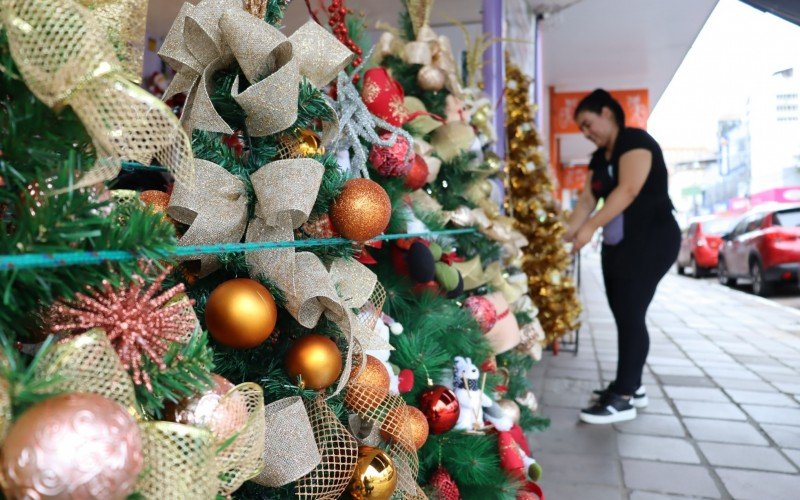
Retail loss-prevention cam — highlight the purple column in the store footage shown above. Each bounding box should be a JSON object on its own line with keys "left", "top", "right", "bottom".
{"left": 535, "top": 14, "right": 544, "bottom": 129}
{"left": 482, "top": 0, "right": 505, "bottom": 160}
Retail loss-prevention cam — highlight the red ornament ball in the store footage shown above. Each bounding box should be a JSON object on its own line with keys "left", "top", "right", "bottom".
{"left": 397, "top": 368, "right": 415, "bottom": 393}
{"left": 463, "top": 295, "right": 498, "bottom": 333}
{"left": 427, "top": 467, "right": 461, "bottom": 500}
{"left": 369, "top": 132, "right": 412, "bottom": 177}
{"left": 404, "top": 154, "right": 430, "bottom": 190}
{"left": 418, "top": 385, "right": 460, "bottom": 434}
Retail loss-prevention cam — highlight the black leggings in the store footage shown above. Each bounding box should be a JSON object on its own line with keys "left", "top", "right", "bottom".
{"left": 601, "top": 217, "right": 681, "bottom": 395}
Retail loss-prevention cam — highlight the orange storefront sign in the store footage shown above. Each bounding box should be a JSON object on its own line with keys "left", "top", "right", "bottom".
{"left": 551, "top": 89, "right": 650, "bottom": 134}
{"left": 549, "top": 88, "right": 649, "bottom": 200}
{"left": 560, "top": 165, "right": 589, "bottom": 191}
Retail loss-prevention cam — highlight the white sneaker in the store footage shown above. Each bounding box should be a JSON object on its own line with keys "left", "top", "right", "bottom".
{"left": 580, "top": 392, "right": 637, "bottom": 424}
{"left": 592, "top": 384, "right": 648, "bottom": 408}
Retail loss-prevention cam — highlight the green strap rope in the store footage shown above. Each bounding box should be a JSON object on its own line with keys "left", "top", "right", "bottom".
{"left": 0, "top": 229, "right": 477, "bottom": 270}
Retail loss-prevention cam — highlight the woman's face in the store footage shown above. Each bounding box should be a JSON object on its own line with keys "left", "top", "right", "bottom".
{"left": 575, "top": 107, "right": 617, "bottom": 148}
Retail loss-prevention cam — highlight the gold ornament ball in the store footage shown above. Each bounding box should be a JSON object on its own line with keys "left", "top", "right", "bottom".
{"left": 346, "top": 445, "right": 398, "bottom": 500}
{"left": 285, "top": 334, "right": 343, "bottom": 390}
{"left": 206, "top": 278, "right": 278, "bottom": 349}
{"left": 0, "top": 393, "right": 143, "bottom": 500}
{"left": 166, "top": 374, "right": 247, "bottom": 441}
{"left": 496, "top": 399, "right": 521, "bottom": 425}
{"left": 331, "top": 179, "right": 391, "bottom": 242}
{"left": 380, "top": 405, "right": 429, "bottom": 450}
{"left": 345, "top": 355, "right": 390, "bottom": 412}
{"left": 471, "top": 105, "right": 489, "bottom": 128}
{"left": 417, "top": 65, "right": 446, "bottom": 92}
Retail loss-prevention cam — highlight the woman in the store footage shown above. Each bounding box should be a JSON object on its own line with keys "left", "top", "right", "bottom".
{"left": 566, "top": 89, "right": 680, "bottom": 424}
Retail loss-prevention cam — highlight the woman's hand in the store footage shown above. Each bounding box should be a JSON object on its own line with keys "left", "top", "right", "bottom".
{"left": 571, "top": 224, "right": 596, "bottom": 254}
{"left": 563, "top": 224, "right": 578, "bottom": 243}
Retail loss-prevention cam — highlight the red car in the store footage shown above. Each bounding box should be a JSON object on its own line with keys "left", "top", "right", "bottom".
{"left": 717, "top": 204, "right": 800, "bottom": 296}
{"left": 676, "top": 215, "right": 740, "bottom": 278}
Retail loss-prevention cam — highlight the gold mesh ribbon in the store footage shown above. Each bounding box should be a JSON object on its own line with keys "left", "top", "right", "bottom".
{"left": 343, "top": 357, "right": 425, "bottom": 499}
{"left": 3, "top": 329, "right": 266, "bottom": 498}
{"left": 0, "top": 0, "right": 194, "bottom": 188}
{"left": 159, "top": 0, "right": 353, "bottom": 137}
{"left": 0, "top": 354, "right": 11, "bottom": 442}
{"left": 296, "top": 396, "right": 359, "bottom": 499}
{"left": 80, "top": 0, "right": 147, "bottom": 79}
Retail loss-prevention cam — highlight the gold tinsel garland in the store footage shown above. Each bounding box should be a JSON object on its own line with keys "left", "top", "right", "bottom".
{"left": 503, "top": 56, "right": 581, "bottom": 345}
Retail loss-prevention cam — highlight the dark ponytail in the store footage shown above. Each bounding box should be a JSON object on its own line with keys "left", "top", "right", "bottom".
{"left": 574, "top": 89, "right": 625, "bottom": 128}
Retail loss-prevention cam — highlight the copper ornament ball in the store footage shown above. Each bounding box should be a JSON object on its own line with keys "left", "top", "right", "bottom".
{"left": 205, "top": 278, "right": 277, "bottom": 349}
{"left": 140, "top": 190, "right": 171, "bottom": 213}
{"left": 285, "top": 334, "right": 343, "bottom": 390}
{"left": 165, "top": 373, "right": 247, "bottom": 441}
{"left": 330, "top": 178, "right": 391, "bottom": 242}
{"left": 344, "top": 355, "right": 390, "bottom": 412}
{"left": 380, "top": 405, "right": 429, "bottom": 450}
{"left": 346, "top": 445, "right": 398, "bottom": 500}
{"left": 0, "top": 393, "right": 143, "bottom": 500}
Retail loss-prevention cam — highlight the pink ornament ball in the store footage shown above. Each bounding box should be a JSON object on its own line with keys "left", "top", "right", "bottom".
{"left": 369, "top": 132, "right": 412, "bottom": 177}
{"left": 463, "top": 295, "right": 498, "bottom": 333}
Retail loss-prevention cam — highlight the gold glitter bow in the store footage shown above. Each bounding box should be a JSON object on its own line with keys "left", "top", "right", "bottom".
{"left": 0, "top": 0, "right": 194, "bottom": 188}
{"left": 0, "top": 330, "right": 266, "bottom": 498}
{"left": 376, "top": 0, "right": 463, "bottom": 98}
{"left": 159, "top": 0, "right": 353, "bottom": 137}
{"left": 168, "top": 158, "right": 389, "bottom": 394}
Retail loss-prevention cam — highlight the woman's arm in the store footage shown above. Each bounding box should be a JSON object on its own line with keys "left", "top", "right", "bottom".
{"left": 572, "top": 149, "right": 652, "bottom": 252}
{"left": 565, "top": 171, "right": 598, "bottom": 241}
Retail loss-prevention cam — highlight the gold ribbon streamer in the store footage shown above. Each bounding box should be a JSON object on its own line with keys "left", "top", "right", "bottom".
{"left": 0, "top": 330, "right": 266, "bottom": 498}
{"left": 0, "top": 0, "right": 194, "bottom": 188}
{"left": 159, "top": 0, "right": 353, "bottom": 137}
{"left": 79, "top": 0, "right": 147, "bottom": 80}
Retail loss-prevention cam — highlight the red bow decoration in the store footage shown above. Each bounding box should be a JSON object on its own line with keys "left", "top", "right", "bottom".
{"left": 354, "top": 240, "right": 384, "bottom": 265}
{"left": 362, "top": 67, "right": 430, "bottom": 127}
{"left": 440, "top": 251, "right": 465, "bottom": 265}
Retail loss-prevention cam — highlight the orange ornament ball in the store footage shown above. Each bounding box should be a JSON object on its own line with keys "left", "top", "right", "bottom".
{"left": 205, "top": 278, "right": 277, "bottom": 349}
{"left": 330, "top": 178, "right": 391, "bottom": 242}
{"left": 285, "top": 334, "right": 343, "bottom": 390}
{"left": 380, "top": 405, "right": 429, "bottom": 450}
{"left": 140, "top": 190, "right": 171, "bottom": 213}
{"left": 344, "top": 355, "right": 390, "bottom": 413}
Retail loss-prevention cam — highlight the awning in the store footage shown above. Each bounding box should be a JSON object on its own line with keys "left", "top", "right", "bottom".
{"left": 740, "top": 0, "right": 800, "bottom": 26}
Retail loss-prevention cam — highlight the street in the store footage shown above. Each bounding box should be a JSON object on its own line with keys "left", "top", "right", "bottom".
{"left": 676, "top": 268, "right": 800, "bottom": 312}
{"left": 528, "top": 251, "right": 800, "bottom": 500}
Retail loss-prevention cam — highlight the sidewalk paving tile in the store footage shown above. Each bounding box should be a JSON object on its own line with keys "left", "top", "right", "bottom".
{"left": 760, "top": 423, "right": 800, "bottom": 448}
{"left": 711, "top": 377, "right": 776, "bottom": 392}
{"left": 537, "top": 482, "right": 623, "bottom": 500}
{"left": 673, "top": 400, "right": 747, "bottom": 420}
{"left": 656, "top": 375, "right": 716, "bottom": 388}
{"left": 621, "top": 460, "right": 720, "bottom": 498}
{"left": 725, "top": 389, "right": 799, "bottom": 407}
{"left": 538, "top": 452, "right": 621, "bottom": 487}
{"left": 741, "top": 404, "right": 800, "bottom": 425}
{"left": 697, "top": 442, "right": 797, "bottom": 472}
{"left": 613, "top": 413, "right": 685, "bottom": 437}
{"left": 683, "top": 418, "right": 768, "bottom": 445}
{"left": 617, "top": 434, "right": 700, "bottom": 463}
{"left": 663, "top": 386, "right": 730, "bottom": 402}
{"left": 715, "top": 468, "right": 800, "bottom": 500}
{"left": 641, "top": 397, "right": 676, "bottom": 415}
{"left": 629, "top": 492, "right": 697, "bottom": 500}
{"left": 784, "top": 448, "right": 800, "bottom": 469}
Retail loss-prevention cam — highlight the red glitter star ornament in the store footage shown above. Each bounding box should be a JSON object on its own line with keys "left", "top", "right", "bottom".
{"left": 50, "top": 267, "right": 198, "bottom": 391}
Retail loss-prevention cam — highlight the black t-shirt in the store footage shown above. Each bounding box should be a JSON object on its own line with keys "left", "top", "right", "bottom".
{"left": 588, "top": 128, "right": 674, "bottom": 244}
